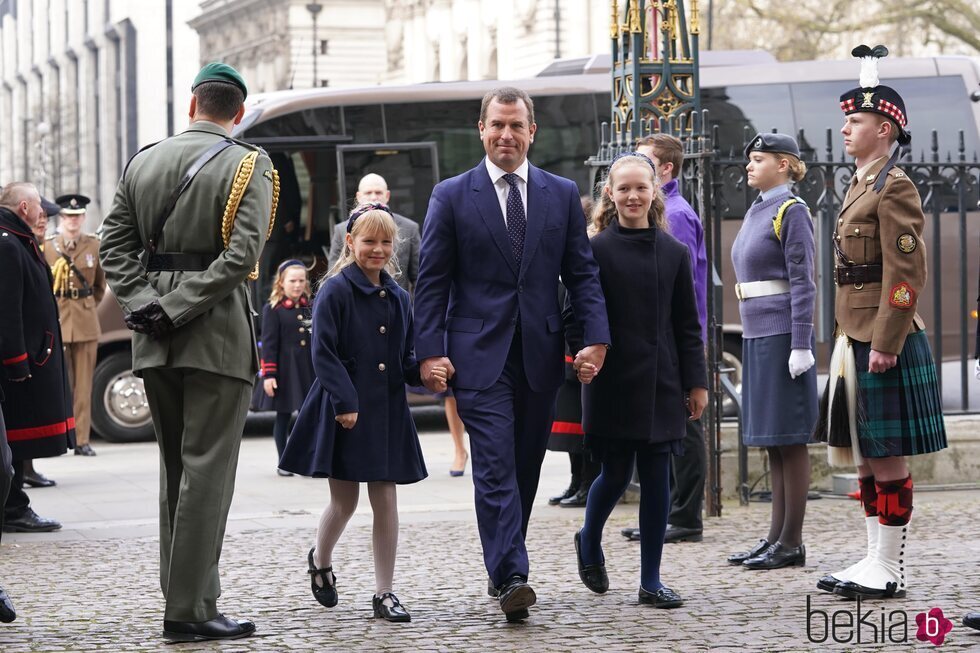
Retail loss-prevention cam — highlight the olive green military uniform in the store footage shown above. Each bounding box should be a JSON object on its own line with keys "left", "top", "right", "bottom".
{"left": 44, "top": 233, "right": 106, "bottom": 447}
{"left": 99, "top": 120, "right": 274, "bottom": 622}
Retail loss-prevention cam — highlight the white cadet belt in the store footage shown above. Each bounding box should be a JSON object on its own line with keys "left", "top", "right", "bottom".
{"left": 734, "top": 279, "right": 790, "bottom": 301}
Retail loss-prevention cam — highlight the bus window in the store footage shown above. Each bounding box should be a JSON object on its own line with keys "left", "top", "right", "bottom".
{"left": 703, "top": 84, "right": 793, "bottom": 156}
{"left": 383, "top": 99, "right": 483, "bottom": 178}
{"left": 530, "top": 93, "right": 602, "bottom": 195}
{"left": 342, "top": 104, "right": 385, "bottom": 142}
{"left": 246, "top": 106, "right": 343, "bottom": 139}
{"left": 337, "top": 143, "right": 439, "bottom": 225}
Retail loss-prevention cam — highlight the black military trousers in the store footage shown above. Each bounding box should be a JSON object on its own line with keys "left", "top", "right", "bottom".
{"left": 667, "top": 418, "right": 706, "bottom": 530}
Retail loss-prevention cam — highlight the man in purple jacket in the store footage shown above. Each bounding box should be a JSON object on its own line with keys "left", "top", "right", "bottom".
{"left": 621, "top": 134, "right": 709, "bottom": 544}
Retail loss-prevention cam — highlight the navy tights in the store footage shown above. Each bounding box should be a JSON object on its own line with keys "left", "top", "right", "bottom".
{"left": 273, "top": 412, "right": 291, "bottom": 459}
{"left": 579, "top": 449, "right": 671, "bottom": 592}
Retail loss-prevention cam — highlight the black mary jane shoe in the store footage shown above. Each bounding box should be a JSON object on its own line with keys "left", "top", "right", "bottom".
{"left": 834, "top": 580, "right": 905, "bottom": 600}
{"left": 23, "top": 471, "right": 56, "bottom": 488}
{"left": 498, "top": 576, "right": 536, "bottom": 623}
{"left": 307, "top": 548, "right": 338, "bottom": 607}
{"left": 574, "top": 530, "right": 609, "bottom": 593}
{"left": 548, "top": 481, "right": 580, "bottom": 506}
{"left": 639, "top": 586, "right": 684, "bottom": 609}
{"left": 0, "top": 586, "right": 16, "bottom": 623}
{"left": 162, "top": 614, "right": 255, "bottom": 642}
{"left": 742, "top": 542, "right": 806, "bottom": 570}
{"left": 74, "top": 444, "right": 97, "bottom": 456}
{"left": 727, "top": 538, "right": 770, "bottom": 566}
{"left": 373, "top": 592, "right": 411, "bottom": 623}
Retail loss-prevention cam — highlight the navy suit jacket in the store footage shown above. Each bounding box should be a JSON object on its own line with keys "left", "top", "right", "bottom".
{"left": 415, "top": 160, "right": 610, "bottom": 393}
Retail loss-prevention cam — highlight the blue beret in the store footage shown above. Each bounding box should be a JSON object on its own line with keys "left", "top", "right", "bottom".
{"left": 744, "top": 133, "right": 801, "bottom": 160}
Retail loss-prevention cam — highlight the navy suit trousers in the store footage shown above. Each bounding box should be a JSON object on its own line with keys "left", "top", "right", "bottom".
{"left": 454, "top": 335, "right": 557, "bottom": 587}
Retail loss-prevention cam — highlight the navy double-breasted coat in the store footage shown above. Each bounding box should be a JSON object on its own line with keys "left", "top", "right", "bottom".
{"left": 252, "top": 298, "right": 314, "bottom": 413}
{"left": 279, "top": 264, "right": 427, "bottom": 483}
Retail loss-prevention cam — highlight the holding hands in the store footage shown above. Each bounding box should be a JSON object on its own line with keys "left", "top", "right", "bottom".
{"left": 421, "top": 356, "right": 455, "bottom": 393}
{"left": 574, "top": 344, "right": 608, "bottom": 384}
{"left": 787, "top": 348, "right": 815, "bottom": 379}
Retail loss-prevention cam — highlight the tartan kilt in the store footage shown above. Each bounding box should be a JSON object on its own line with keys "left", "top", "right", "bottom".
{"left": 853, "top": 330, "right": 947, "bottom": 458}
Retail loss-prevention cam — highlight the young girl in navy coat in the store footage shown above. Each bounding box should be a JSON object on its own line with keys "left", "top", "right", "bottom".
{"left": 253, "top": 260, "right": 314, "bottom": 475}
{"left": 567, "top": 152, "right": 707, "bottom": 609}
{"left": 279, "top": 203, "right": 445, "bottom": 622}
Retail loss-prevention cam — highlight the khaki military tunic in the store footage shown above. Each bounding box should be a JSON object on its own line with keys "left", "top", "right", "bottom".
{"left": 834, "top": 157, "right": 926, "bottom": 355}
{"left": 44, "top": 233, "right": 106, "bottom": 446}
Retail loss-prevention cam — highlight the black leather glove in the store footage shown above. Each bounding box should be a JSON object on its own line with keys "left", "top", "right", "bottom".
{"left": 126, "top": 301, "right": 175, "bottom": 340}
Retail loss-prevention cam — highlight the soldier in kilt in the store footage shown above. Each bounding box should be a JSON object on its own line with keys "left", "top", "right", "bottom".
{"left": 815, "top": 45, "right": 947, "bottom": 601}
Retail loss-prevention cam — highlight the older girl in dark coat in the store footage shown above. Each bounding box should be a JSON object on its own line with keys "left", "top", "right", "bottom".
{"left": 567, "top": 153, "right": 707, "bottom": 609}
{"left": 280, "top": 204, "right": 444, "bottom": 623}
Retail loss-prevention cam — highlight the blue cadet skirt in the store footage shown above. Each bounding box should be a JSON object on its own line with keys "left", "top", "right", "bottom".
{"left": 742, "top": 333, "right": 818, "bottom": 447}
{"left": 852, "top": 330, "right": 947, "bottom": 458}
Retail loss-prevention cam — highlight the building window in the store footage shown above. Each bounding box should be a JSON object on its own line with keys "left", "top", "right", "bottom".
{"left": 320, "top": 39, "right": 328, "bottom": 55}
{"left": 320, "top": 80, "right": 328, "bottom": 87}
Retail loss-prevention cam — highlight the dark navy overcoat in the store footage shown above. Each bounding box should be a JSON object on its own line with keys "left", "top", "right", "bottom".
{"left": 0, "top": 208, "right": 74, "bottom": 459}
{"left": 279, "top": 265, "right": 427, "bottom": 483}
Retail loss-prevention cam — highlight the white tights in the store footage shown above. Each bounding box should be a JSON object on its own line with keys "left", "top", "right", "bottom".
{"left": 312, "top": 479, "right": 399, "bottom": 596}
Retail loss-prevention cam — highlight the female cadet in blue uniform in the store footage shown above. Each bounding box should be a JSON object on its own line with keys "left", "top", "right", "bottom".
{"left": 253, "top": 259, "right": 314, "bottom": 475}
{"left": 727, "top": 133, "right": 818, "bottom": 570}
{"left": 279, "top": 203, "right": 445, "bottom": 623}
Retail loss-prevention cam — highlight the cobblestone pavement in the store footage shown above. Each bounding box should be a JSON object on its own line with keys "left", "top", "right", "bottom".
{"left": 0, "top": 436, "right": 978, "bottom": 651}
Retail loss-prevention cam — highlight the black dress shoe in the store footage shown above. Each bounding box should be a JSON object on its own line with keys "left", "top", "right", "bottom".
{"left": 162, "top": 614, "right": 255, "bottom": 642}
{"left": 0, "top": 586, "right": 15, "bottom": 623}
{"left": 307, "top": 548, "right": 337, "bottom": 607}
{"left": 621, "top": 527, "right": 641, "bottom": 541}
{"left": 276, "top": 468, "right": 294, "bottom": 477}
{"left": 816, "top": 575, "right": 842, "bottom": 593}
{"left": 498, "top": 576, "right": 536, "bottom": 622}
{"left": 727, "top": 538, "right": 770, "bottom": 565}
{"left": 963, "top": 612, "right": 980, "bottom": 631}
{"left": 487, "top": 577, "right": 499, "bottom": 598}
{"left": 23, "top": 471, "right": 56, "bottom": 488}
{"left": 559, "top": 487, "right": 589, "bottom": 507}
{"left": 742, "top": 542, "right": 806, "bottom": 570}
{"left": 2, "top": 508, "right": 61, "bottom": 533}
{"left": 574, "top": 530, "right": 608, "bottom": 593}
{"left": 74, "top": 444, "right": 96, "bottom": 456}
{"left": 373, "top": 592, "right": 411, "bottom": 622}
{"left": 834, "top": 579, "right": 906, "bottom": 600}
{"left": 663, "top": 524, "right": 703, "bottom": 543}
{"left": 639, "top": 586, "right": 683, "bottom": 609}
{"left": 549, "top": 481, "right": 580, "bottom": 505}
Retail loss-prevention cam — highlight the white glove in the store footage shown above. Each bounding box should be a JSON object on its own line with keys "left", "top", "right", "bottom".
{"left": 975, "top": 358, "right": 980, "bottom": 380}
{"left": 788, "top": 348, "right": 815, "bottom": 379}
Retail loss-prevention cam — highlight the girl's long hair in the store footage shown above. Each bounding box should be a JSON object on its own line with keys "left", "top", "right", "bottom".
{"left": 322, "top": 209, "right": 402, "bottom": 284}
{"left": 589, "top": 156, "right": 668, "bottom": 237}
{"left": 268, "top": 263, "right": 311, "bottom": 307}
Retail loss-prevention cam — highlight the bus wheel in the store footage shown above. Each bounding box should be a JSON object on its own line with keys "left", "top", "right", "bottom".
{"left": 91, "top": 350, "right": 155, "bottom": 443}
{"left": 721, "top": 336, "right": 743, "bottom": 418}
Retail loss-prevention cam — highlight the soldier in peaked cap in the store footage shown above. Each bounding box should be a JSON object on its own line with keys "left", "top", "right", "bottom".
{"left": 99, "top": 61, "right": 277, "bottom": 642}
{"left": 814, "top": 45, "right": 946, "bottom": 602}
{"left": 45, "top": 192, "right": 105, "bottom": 457}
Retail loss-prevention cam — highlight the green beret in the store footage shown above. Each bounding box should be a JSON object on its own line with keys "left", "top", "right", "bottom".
{"left": 192, "top": 62, "right": 248, "bottom": 100}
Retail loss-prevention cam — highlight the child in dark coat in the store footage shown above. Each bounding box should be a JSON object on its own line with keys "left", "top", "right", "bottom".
{"left": 279, "top": 203, "right": 446, "bottom": 623}
{"left": 567, "top": 152, "right": 707, "bottom": 609}
{"left": 253, "top": 260, "right": 314, "bottom": 475}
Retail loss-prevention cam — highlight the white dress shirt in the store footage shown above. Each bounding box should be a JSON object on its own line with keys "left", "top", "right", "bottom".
{"left": 484, "top": 157, "right": 529, "bottom": 226}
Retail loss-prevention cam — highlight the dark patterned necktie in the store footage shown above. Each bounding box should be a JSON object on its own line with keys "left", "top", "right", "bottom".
{"left": 503, "top": 173, "right": 526, "bottom": 265}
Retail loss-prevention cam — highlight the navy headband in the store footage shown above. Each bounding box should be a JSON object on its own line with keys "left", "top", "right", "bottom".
{"left": 277, "top": 259, "right": 304, "bottom": 273}
{"left": 610, "top": 151, "right": 657, "bottom": 171}
{"left": 346, "top": 202, "right": 393, "bottom": 233}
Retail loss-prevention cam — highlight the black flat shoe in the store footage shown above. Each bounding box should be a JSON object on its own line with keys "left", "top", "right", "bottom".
{"left": 663, "top": 524, "right": 703, "bottom": 543}
{"left": 307, "top": 548, "right": 337, "bottom": 607}
{"left": 498, "top": 576, "right": 536, "bottom": 622}
{"left": 621, "top": 527, "right": 641, "bottom": 541}
{"left": 639, "top": 586, "right": 683, "bottom": 609}
{"left": 487, "top": 577, "right": 499, "bottom": 598}
{"left": 23, "top": 471, "right": 56, "bottom": 488}
{"left": 548, "top": 482, "right": 579, "bottom": 506}
{"left": 834, "top": 579, "right": 906, "bottom": 600}
{"left": 816, "top": 574, "right": 842, "bottom": 593}
{"left": 162, "top": 614, "right": 255, "bottom": 642}
{"left": 559, "top": 487, "right": 589, "bottom": 507}
{"left": 276, "top": 468, "right": 294, "bottom": 477}
{"left": 2, "top": 508, "right": 61, "bottom": 533}
{"left": 574, "top": 530, "right": 608, "bottom": 593}
{"left": 74, "top": 444, "right": 96, "bottom": 456}
{"left": 742, "top": 542, "right": 806, "bottom": 570}
{"left": 963, "top": 612, "right": 980, "bottom": 631}
{"left": 373, "top": 592, "right": 411, "bottom": 622}
{"left": 0, "top": 586, "right": 15, "bottom": 623}
{"left": 727, "top": 538, "right": 770, "bottom": 565}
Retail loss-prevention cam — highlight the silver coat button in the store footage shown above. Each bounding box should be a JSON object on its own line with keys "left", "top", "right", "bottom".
{"left": 379, "top": 326, "right": 386, "bottom": 334}
{"left": 379, "top": 290, "right": 387, "bottom": 298}
{"left": 378, "top": 363, "right": 386, "bottom": 371}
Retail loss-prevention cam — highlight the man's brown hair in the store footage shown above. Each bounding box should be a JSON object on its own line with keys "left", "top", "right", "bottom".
{"left": 480, "top": 87, "right": 535, "bottom": 126}
{"left": 193, "top": 81, "right": 245, "bottom": 121}
{"left": 636, "top": 134, "right": 684, "bottom": 177}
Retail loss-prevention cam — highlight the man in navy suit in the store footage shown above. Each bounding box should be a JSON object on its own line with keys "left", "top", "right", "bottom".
{"left": 414, "top": 87, "right": 610, "bottom": 622}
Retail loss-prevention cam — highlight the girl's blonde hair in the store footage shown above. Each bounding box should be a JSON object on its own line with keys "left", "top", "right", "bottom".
{"left": 759, "top": 152, "right": 808, "bottom": 183}
{"left": 268, "top": 262, "right": 311, "bottom": 307}
{"left": 324, "top": 207, "right": 402, "bottom": 281}
{"left": 589, "top": 155, "right": 668, "bottom": 237}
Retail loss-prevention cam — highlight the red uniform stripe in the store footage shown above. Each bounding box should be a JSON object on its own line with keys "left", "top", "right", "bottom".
{"left": 551, "top": 421, "right": 584, "bottom": 435}
{"left": 564, "top": 355, "right": 574, "bottom": 364}
{"left": 2, "top": 353, "right": 27, "bottom": 365}
{"left": 7, "top": 417, "right": 75, "bottom": 441}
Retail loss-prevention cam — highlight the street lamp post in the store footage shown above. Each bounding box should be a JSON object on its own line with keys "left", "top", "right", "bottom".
{"left": 306, "top": 2, "right": 323, "bottom": 88}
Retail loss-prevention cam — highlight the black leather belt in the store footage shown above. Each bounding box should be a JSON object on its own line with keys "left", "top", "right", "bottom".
{"left": 145, "top": 253, "right": 217, "bottom": 272}
{"left": 54, "top": 288, "right": 94, "bottom": 299}
{"left": 835, "top": 264, "right": 883, "bottom": 286}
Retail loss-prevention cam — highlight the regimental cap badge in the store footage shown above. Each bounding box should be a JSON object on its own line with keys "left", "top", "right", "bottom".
{"left": 861, "top": 91, "right": 875, "bottom": 108}
{"left": 754, "top": 137, "right": 763, "bottom": 149}
{"left": 839, "top": 44, "right": 911, "bottom": 146}
{"left": 55, "top": 193, "right": 91, "bottom": 215}
{"left": 897, "top": 233, "right": 917, "bottom": 253}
